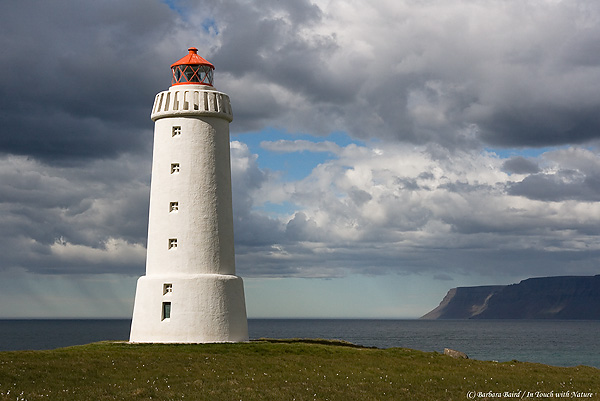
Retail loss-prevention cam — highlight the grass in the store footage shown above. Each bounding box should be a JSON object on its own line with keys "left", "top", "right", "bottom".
{"left": 0, "top": 339, "right": 597, "bottom": 400}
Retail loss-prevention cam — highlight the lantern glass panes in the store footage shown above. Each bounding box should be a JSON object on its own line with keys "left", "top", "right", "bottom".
{"left": 171, "top": 65, "right": 213, "bottom": 85}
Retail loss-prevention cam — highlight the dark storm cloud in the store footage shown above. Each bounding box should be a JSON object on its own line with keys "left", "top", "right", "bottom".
{"left": 502, "top": 156, "right": 540, "bottom": 174}
{"left": 189, "top": 0, "right": 600, "bottom": 149}
{"left": 184, "top": 0, "right": 359, "bottom": 133}
{"left": 0, "top": 0, "right": 175, "bottom": 162}
{"left": 506, "top": 148, "right": 600, "bottom": 202}
{"left": 477, "top": 105, "right": 600, "bottom": 148}
{"left": 4, "top": 0, "right": 599, "bottom": 164}
{"left": 5, "top": 0, "right": 594, "bottom": 156}
{"left": 206, "top": 0, "right": 342, "bottom": 101}
{"left": 0, "top": 155, "right": 150, "bottom": 275}
{"left": 508, "top": 170, "right": 600, "bottom": 202}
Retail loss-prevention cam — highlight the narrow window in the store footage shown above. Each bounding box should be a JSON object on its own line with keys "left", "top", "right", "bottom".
{"left": 157, "top": 93, "right": 165, "bottom": 112}
{"left": 162, "top": 302, "right": 171, "bottom": 320}
{"left": 169, "top": 202, "right": 179, "bottom": 212}
{"left": 172, "top": 126, "right": 181, "bottom": 136}
{"left": 168, "top": 238, "right": 177, "bottom": 249}
{"left": 173, "top": 91, "right": 179, "bottom": 110}
{"left": 202, "top": 92, "right": 209, "bottom": 111}
{"left": 183, "top": 92, "right": 190, "bottom": 110}
{"left": 163, "top": 283, "right": 173, "bottom": 295}
{"left": 193, "top": 91, "right": 199, "bottom": 110}
{"left": 164, "top": 92, "right": 171, "bottom": 111}
{"left": 170, "top": 163, "right": 180, "bottom": 174}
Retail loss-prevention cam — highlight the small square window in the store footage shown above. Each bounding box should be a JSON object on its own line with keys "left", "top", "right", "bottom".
{"left": 172, "top": 126, "right": 181, "bottom": 136}
{"left": 163, "top": 283, "right": 173, "bottom": 295}
{"left": 168, "top": 238, "right": 177, "bottom": 249}
{"left": 169, "top": 202, "right": 179, "bottom": 212}
{"left": 170, "top": 163, "right": 180, "bottom": 174}
{"left": 162, "top": 302, "right": 171, "bottom": 320}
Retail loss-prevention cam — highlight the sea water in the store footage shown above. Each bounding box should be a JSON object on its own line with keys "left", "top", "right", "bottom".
{"left": 0, "top": 319, "right": 598, "bottom": 368}
{"left": 248, "top": 319, "right": 600, "bottom": 368}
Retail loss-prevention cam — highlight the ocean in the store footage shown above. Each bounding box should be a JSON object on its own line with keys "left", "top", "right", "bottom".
{"left": 0, "top": 319, "right": 598, "bottom": 369}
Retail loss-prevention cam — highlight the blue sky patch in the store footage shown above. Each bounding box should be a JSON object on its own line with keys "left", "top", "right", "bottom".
{"left": 232, "top": 129, "right": 363, "bottom": 181}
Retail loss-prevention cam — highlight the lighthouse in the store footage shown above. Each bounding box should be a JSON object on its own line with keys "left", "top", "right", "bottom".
{"left": 129, "top": 48, "right": 248, "bottom": 343}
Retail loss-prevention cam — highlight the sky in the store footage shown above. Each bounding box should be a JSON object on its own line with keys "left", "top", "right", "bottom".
{"left": 1, "top": 0, "right": 600, "bottom": 318}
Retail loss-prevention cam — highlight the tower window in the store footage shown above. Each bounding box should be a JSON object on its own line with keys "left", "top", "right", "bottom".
{"left": 163, "top": 283, "right": 173, "bottom": 295}
{"left": 172, "top": 126, "right": 181, "bottom": 136}
{"left": 168, "top": 238, "right": 178, "bottom": 249}
{"left": 170, "top": 163, "right": 180, "bottom": 174}
{"left": 169, "top": 202, "right": 179, "bottom": 212}
{"left": 162, "top": 302, "right": 171, "bottom": 320}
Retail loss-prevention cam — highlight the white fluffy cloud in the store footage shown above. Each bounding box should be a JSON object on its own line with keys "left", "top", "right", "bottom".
{"left": 231, "top": 141, "right": 600, "bottom": 280}
{"left": 5, "top": 139, "right": 598, "bottom": 281}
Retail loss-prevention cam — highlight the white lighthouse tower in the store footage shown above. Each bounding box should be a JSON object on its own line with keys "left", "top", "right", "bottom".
{"left": 129, "top": 47, "right": 248, "bottom": 343}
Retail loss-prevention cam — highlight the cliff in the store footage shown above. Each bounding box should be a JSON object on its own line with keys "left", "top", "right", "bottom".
{"left": 421, "top": 275, "right": 600, "bottom": 319}
{"left": 420, "top": 286, "right": 506, "bottom": 319}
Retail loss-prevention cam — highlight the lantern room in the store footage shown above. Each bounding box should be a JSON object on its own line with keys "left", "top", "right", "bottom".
{"left": 171, "top": 47, "right": 215, "bottom": 86}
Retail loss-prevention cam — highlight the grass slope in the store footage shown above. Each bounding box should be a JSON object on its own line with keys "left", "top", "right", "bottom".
{"left": 0, "top": 339, "right": 598, "bottom": 400}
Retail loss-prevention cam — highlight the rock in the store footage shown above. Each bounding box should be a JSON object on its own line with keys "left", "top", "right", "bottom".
{"left": 444, "top": 348, "right": 469, "bottom": 359}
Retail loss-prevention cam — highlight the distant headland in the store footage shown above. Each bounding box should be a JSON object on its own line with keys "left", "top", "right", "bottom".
{"left": 421, "top": 275, "right": 600, "bottom": 319}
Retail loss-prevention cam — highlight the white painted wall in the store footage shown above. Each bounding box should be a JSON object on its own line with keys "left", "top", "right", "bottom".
{"left": 130, "top": 83, "right": 248, "bottom": 343}
{"left": 130, "top": 274, "right": 248, "bottom": 343}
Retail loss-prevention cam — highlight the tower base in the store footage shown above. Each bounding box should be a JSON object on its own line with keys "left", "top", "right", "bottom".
{"left": 129, "top": 274, "right": 248, "bottom": 343}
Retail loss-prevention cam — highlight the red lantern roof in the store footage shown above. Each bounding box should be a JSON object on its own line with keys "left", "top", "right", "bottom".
{"left": 170, "top": 47, "right": 215, "bottom": 69}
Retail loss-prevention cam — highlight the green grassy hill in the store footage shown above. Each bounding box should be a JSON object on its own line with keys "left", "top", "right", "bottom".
{"left": 0, "top": 339, "right": 597, "bottom": 400}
